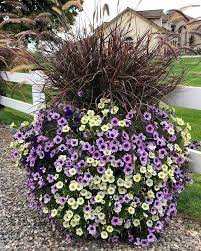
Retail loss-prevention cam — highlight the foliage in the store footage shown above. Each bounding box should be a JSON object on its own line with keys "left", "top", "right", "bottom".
{"left": 39, "top": 28, "right": 185, "bottom": 111}
{"left": 0, "top": 0, "right": 83, "bottom": 36}
{"left": 11, "top": 99, "right": 199, "bottom": 247}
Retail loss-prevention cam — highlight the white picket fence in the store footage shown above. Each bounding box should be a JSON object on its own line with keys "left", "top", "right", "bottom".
{"left": 0, "top": 71, "right": 201, "bottom": 173}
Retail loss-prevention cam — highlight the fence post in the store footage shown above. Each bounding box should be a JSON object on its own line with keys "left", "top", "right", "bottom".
{"left": 31, "top": 71, "right": 46, "bottom": 108}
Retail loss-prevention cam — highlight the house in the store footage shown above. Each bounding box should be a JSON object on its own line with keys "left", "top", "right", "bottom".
{"left": 96, "top": 7, "right": 169, "bottom": 46}
{"left": 97, "top": 7, "right": 200, "bottom": 49}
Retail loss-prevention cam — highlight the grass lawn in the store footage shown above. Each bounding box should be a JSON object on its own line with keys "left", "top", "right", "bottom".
{"left": 174, "top": 57, "right": 201, "bottom": 87}
{"left": 178, "top": 173, "right": 201, "bottom": 222}
{"left": 0, "top": 82, "right": 32, "bottom": 126}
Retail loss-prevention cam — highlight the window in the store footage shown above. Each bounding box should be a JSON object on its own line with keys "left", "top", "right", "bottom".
{"left": 171, "top": 24, "right": 176, "bottom": 32}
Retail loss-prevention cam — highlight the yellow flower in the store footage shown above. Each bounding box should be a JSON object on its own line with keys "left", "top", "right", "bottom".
{"left": 21, "top": 121, "right": 29, "bottom": 127}
{"left": 42, "top": 207, "right": 49, "bottom": 214}
{"left": 146, "top": 220, "right": 153, "bottom": 227}
{"left": 103, "top": 150, "right": 112, "bottom": 156}
{"left": 67, "top": 198, "right": 76, "bottom": 206}
{"left": 128, "top": 207, "right": 135, "bottom": 214}
{"left": 80, "top": 189, "right": 87, "bottom": 196}
{"left": 79, "top": 125, "right": 86, "bottom": 131}
{"left": 74, "top": 214, "right": 81, "bottom": 222}
{"left": 142, "top": 203, "right": 149, "bottom": 211}
{"left": 133, "top": 219, "right": 140, "bottom": 227}
{"left": 158, "top": 172, "right": 166, "bottom": 180}
{"left": 140, "top": 166, "right": 146, "bottom": 173}
{"left": 106, "top": 226, "right": 114, "bottom": 233}
{"left": 86, "top": 157, "right": 94, "bottom": 164}
{"left": 107, "top": 186, "right": 116, "bottom": 195}
{"left": 63, "top": 221, "right": 70, "bottom": 228}
{"left": 107, "top": 175, "right": 115, "bottom": 183}
{"left": 70, "top": 219, "right": 78, "bottom": 227}
{"left": 105, "top": 168, "right": 113, "bottom": 176}
{"left": 62, "top": 125, "right": 70, "bottom": 132}
{"left": 101, "top": 109, "right": 110, "bottom": 116}
{"left": 92, "top": 160, "right": 99, "bottom": 167}
{"left": 65, "top": 210, "right": 74, "bottom": 219}
{"left": 124, "top": 180, "right": 133, "bottom": 189}
{"left": 117, "top": 178, "right": 124, "bottom": 187}
{"left": 69, "top": 182, "right": 77, "bottom": 191}
{"left": 176, "top": 117, "right": 185, "bottom": 126}
{"left": 69, "top": 168, "right": 77, "bottom": 176}
{"left": 111, "top": 106, "right": 119, "bottom": 114}
{"left": 51, "top": 209, "right": 58, "bottom": 217}
{"left": 168, "top": 127, "right": 175, "bottom": 135}
{"left": 98, "top": 212, "right": 105, "bottom": 220}
{"left": 87, "top": 110, "right": 95, "bottom": 117}
{"left": 147, "top": 190, "right": 155, "bottom": 198}
{"left": 101, "top": 231, "right": 108, "bottom": 239}
{"left": 133, "top": 174, "right": 142, "bottom": 183}
{"left": 10, "top": 122, "right": 16, "bottom": 128}
{"left": 146, "top": 179, "right": 153, "bottom": 187}
{"left": 98, "top": 103, "right": 105, "bottom": 109}
{"left": 76, "top": 228, "right": 83, "bottom": 236}
{"left": 119, "top": 120, "right": 126, "bottom": 127}
{"left": 56, "top": 181, "right": 64, "bottom": 189}
{"left": 95, "top": 194, "right": 103, "bottom": 203}
{"left": 81, "top": 115, "right": 88, "bottom": 124}
{"left": 71, "top": 202, "right": 79, "bottom": 210}
{"left": 101, "top": 124, "right": 109, "bottom": 132}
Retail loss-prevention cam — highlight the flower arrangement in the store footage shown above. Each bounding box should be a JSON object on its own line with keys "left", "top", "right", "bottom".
{"left": 11, "top": 98, "right": 197, "bottom": 247}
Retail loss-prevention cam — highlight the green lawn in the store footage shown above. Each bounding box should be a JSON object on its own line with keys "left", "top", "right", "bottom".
{"left": 178, "top": 173, "right": 201, "bottom": 222}
{"left": 0, "top": 82, "right": 32, "bottom": 126}
{"left": 174, "top": 57, "right": 201, "bottom": 87}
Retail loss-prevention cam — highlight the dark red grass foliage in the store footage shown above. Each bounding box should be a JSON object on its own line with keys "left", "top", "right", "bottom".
{"left": 40, "top": 27, "right": 184, "bottom": 111}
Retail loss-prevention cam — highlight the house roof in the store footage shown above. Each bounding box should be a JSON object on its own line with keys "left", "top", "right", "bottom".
{"left": 96, "top": 7, "right": 169, "bottom": 34}
{"left": 137, "top": 9, "right": 164, "bottom": 19}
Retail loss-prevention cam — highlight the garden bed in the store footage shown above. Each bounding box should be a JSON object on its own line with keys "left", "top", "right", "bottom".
{"left": 0, "top": 125, "right": 201, "bottom": 251}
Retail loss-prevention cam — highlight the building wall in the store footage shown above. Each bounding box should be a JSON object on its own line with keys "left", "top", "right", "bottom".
{"left": 101, "top": 10, "right": 163, "bottom": 45}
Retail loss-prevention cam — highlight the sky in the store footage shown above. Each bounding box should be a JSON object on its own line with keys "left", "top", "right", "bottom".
{"left": 77, "top": 0, "right": 201, "bottom": 27}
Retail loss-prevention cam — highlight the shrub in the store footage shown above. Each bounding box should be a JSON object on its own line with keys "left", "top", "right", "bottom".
{"left": 11, "top": 99, "right": 197, "bottom": 247}
{"left": 39, "top": 28, "right": 184, "bottom": 111}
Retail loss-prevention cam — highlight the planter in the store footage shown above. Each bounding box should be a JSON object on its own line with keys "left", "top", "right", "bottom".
{"left": 11, "top": 99, "right": 197, "bottom": 247}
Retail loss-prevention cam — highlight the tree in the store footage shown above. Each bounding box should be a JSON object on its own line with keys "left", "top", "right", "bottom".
{"left": 0, "top": 0, "right": 83, "bottom": 42}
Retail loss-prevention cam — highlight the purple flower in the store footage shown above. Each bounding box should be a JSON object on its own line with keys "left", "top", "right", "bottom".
{"left": 111, "top": 235, "right": 119, "bottom": 244}
{"left": 83, "top": 205, "right": 92, "bottom": 213}
{"left": 122, "top": 154, "right": 132, "bottom": 164}
{"left": 53, "top": 135, "right": 62, "bottom": 144}
{"left": 82, "top": 142, "right": 91, "bottom": 151}
{"left": 143, "top": 112, "right": 152, "bottom": 121}
{"left": 58, "top": 196, "right": 67, "bottom": 205}
{"left": 47, "top": 174, "right": 55, "bottom": 183}
{"left": 126, "top": 111, "right": 135, "bottom": 120}
{"left": 111, "top": 118, "right": 119, "bottom": 126}
{"left": 155, "top": 221, "right": 163, "bottom": 231}
{"left": 14, "top": 131, "right": 24, "bottom": 140}
{"left": 44, "top": 194, "right": 51, "bottom": 204}
{"left": 87, "top": 224, "right": 96, "bottom": 235}
{"left": 71, "top": 139, "right": 79, "bottom": 147}
{"left": 146, "top": 124, "right": 155, "bottom": 134}
{"left": 122, "top": 141, "right": 131, "bottom": 151}
{"left": 65, "top": 109, "right": 74, "bottom": 117}
{"left": 97, "top": 166, "right": 106, "bottom": 174}
{"left": 111, "top": 216, "right": 122, "bottom": 226}
{"left": 58, "top": 117, "right": 67, "bottom": 126}
{"left": 124, "top": 165, "right": 134, "bottom": 175}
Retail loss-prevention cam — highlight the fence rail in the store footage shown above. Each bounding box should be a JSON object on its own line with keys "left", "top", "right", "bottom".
{"left": 0, "top": 71, "right": 45, "bottom": 114}
{"left": 0, "top": 71, "right": 201, "bottom": 173}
